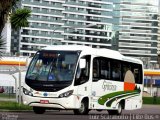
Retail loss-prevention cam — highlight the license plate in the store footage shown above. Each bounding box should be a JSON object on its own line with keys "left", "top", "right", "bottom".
{"left": 40, "top": 100, "right": 49, "bottom": 104}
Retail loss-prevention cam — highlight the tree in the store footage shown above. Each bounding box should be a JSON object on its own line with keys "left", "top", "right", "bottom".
{"left": 0, "top": 0, "right": 18, "bottom": 33}
{"left": 10, "top": 8, "right": 31, "bottom": 30}
{"left": 0, "top": 0, "right": 31, "bottom": 56}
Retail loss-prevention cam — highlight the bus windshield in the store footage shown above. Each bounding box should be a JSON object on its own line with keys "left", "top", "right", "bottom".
{"left": 26, "top": 50, "right": 79, "bottom": 83}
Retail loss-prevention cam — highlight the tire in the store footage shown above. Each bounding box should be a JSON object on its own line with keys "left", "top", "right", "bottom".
{"left": 96, "top": 109, "right": 103, "bottom": 112}
{"left": 33, "top": 107, "right": 46, "bottom": 114}
{"left": 108, "top": 103, "right": 122, "bottom": 115}
{"left": 73, "top": 100, "right": 89, "bottom": 115}
{"left": 117, "top": 103, "right": 122, "bottom": 115}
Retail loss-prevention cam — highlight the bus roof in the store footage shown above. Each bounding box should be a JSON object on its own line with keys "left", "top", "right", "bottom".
{"left": 42, "top": 45, "right": 142, "bottom": 64}
{"left": 43, "top": 45, "right": 93, "bottom": 51}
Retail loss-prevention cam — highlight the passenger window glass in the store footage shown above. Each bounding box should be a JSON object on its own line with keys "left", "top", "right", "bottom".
{"left": 122, "top": 62, "right": 143, "bottom": 84}
{"left": 93, "top": 59, "right": 99, "bottom": 78}
{"left": 122, "top": 64, "right": 131, "bottom": 80}
{"left": 132, "top": 64, "right": 142, "bottom": 84}
{"left": 93, "top": 57, "right": 110, "bottom": 81}
{"left": 100, "top": 59, "right": 110, "bottom": 79}
{"left": 111, "top": 61, "right": 121, "bottom": 81}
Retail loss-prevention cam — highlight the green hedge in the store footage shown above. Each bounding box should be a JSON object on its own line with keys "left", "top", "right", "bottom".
{"left": 0, "top": 101, "right": 32, "bottom": 110}
{"left": 0, "top": 93, "right": 16, "bottom": 98}
{"left": 143, "top": 97, "right": 160, "bottom": 104}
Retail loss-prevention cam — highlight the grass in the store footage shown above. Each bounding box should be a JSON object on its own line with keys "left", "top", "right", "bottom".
{"left": 0, "top": 101, "right": 32, "bottom": 110}
{"left": 0, "top": 93, "right": 16, "bottom": 99}
{"left": 143, "top": 97, "right": 160, "bottom": 104}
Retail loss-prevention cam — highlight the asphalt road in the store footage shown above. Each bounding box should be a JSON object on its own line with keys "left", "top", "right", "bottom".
{"left": 0, "top": 105, "right": 160, "bottom": 120}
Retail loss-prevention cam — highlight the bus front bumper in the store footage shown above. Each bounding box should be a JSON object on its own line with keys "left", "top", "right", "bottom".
{"left": 23, "top": 94, "right": 79, "bottom": 109}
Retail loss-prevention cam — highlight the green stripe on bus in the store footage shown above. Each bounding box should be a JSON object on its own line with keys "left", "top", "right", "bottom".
{"left": 98, "top": 90, "right": 139, "bottom": 105}
{"left": 106, "top": 92, "right": 139, "bottom": 107}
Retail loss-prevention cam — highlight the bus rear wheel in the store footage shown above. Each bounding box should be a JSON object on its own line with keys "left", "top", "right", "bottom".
{"left": 33, "top": 107, "right": 46, "bottom": 114}
{"left": 73, "top": 100, "right": 89, "bottom": 115}
{"left": 108, "top": 103, "right": 122, "bottom": 115}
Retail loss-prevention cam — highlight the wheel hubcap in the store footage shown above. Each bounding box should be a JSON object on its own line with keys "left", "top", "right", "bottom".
{"left": 118, "top": 104, "right": 122, "bottom": 113}
{"left": 79, "top": 103, "right": 85, "bottom": 113}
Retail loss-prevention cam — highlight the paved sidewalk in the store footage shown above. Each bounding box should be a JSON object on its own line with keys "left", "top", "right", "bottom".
{"left": 142, "top": 104, "right": 160, "bottom": 109}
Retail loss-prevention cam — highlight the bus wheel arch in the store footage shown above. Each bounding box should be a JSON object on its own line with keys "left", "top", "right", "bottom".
{"left": 120, "top": 99, "right": 125, "bottom": 109}
{"left": 74, "top": 97, "right": 89, "bottom": 115}
{"left": 108, "top": 100, "right": 124, "bottom": 115}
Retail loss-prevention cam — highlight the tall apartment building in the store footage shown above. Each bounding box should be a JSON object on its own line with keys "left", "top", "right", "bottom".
{"left": 158, "top": 7, "right": 160, "bottom": 67}
{"left": 118, "top": 0, "right": 159, "bottom": 66}
{"left": 11, "top": 0, "right": 115, "bottom": 56}
{"left": 11, "top": 0, "right": 159, "bottom": 66}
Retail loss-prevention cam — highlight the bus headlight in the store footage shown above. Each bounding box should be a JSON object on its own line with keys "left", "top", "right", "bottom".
{"left": 59, "top": 90, "right": 73, "bottom": 98}
{"left": 23, "top": 88, "right": 33, "bottom": 96}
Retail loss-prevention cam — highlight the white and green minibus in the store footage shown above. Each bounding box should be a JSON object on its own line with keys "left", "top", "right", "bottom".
{"left": 23, "top": 45, "right": 143, "bottom": 115}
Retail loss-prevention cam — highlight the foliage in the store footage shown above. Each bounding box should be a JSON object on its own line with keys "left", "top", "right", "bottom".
{"left": 143, "top": 97, "right": 160, "bottom": 104}
{"left": 10, "top": 8, "right": 31, "bottom": 30}
{"left": 0, "top": 0, "right": 19, "bottom": 33}
{"left": 0, "top": 1, "right": 31, "bottom": 57}
{"left": 0, "top": 93, "right": 16, "bottom": 98}
{"left": 0, "top": 101, "right": 32, "bottom": 110}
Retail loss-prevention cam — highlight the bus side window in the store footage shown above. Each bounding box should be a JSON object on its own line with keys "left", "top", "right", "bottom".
{"left": 132, "top": 64, "right": 143, "bottom": 84}
{"left": 93, "top": 59, "right": 99, "bottom": 78}
{"left": 100, "top": 58, "right": 110, "bottom": 79}
{"left": 111, "top": 60, "right": 121, "bottom": 81}
{"left": 122, "top": 63, "right": 131, "bottom": 80}
{"left": 93, "top": 57, "right": 110, "bottom": 81}
{"left": 74, "top": 55, "right": 91, "bottom": 86}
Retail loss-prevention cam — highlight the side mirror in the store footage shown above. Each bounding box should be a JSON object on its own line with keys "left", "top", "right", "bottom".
{"left": 79, "top": 59, "right": 86, "bottom": 69}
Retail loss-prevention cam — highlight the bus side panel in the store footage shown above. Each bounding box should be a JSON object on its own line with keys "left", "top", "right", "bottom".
{"left": 91, "top": 80, "right": 124, "bottom": 110}
{"left": 125, "top": 96, "right": 142, "bottom": 110}
{"left": 125, "top": 85, "right": 143, "bottom": 110}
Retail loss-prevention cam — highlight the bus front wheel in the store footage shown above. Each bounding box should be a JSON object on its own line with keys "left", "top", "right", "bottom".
{"left": 33, "top": 107, "right": 46, "bottom": 114}
{"left": 73, "top": 100, "right": 89, "bottom": 115}
{"left": 108, "top": 103, "right": 122, "bottom": 115}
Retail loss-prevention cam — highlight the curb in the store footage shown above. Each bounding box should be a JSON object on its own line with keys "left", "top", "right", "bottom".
{"left": 0, "top": 110, "right": 61, "bottom": 112}
{"left": 143, "top": 104, "right": 160, "bottom": 106}
{"left": 0, "top": 110, "right": 33, "bottom": 112}
{"left": 142, "top": 104, "right": 160, "bottom": 108}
